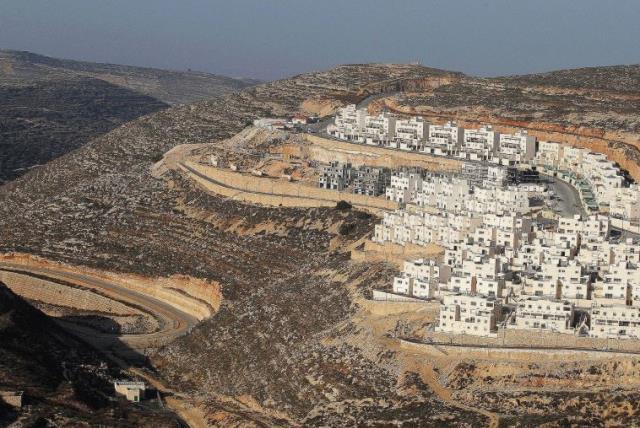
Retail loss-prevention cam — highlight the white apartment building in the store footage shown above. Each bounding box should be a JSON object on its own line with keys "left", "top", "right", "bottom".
{"left": 425, "top": 122, "right": 463, "bottom": 156}
{"left": 393, "top": 258, "right": 441, "bottom": 299}
{"left": 395, "top": 116, "right": 428, "bottom": 150}
{"left": 385, "top": 171, "right": 423, "bottom": 204}
{"left": 611, "top": 239, "right": 640, "bottom": 264}
{"left": 561, "top": 146, "right": 586, "bottom": 171}
{"left": 548, "top": 229, "right": 580, "bottom": 250}
{"left": 476, "top": 276, "right": 505, "bottom": 298}
{"left": 444, "top": 242, "right": 467, "bottom": 267}
{"left": 523, "top": 271, "right": 560, "bottom": 299}
{"left": 385, "top": 173, "right": 474, "bottom": 214}
{"left": 556, "top": 261, "right": 591, "bottom": 300}
{"left": 402, "top": 258, "right": 440, "bottom": 282}
{"left": 393, "top": 276, "right": 433, "bottom": 299}
{"left": 437, "top": 294, "right": 502, "bottom": 337}
{"left": 461, "top": 126, "right": 499, "bottom": 161}
{"left": 513, "top": 239, "right": 546, "bottom": 271}
{"left": 536, "top": 141, "right": 563, "bottom": 168}
{"left": 374, "top": 208, "right": 482, "bottom": 248}
{"left": 443, "top": 270, "right": 475, "bottom": 295}
{"left": 328, "top": 104, "right": 367, "bottom": 140}
{"left": 592, "top": 261, "right": 637, "bottom": 305}
{"left": 466, "top": 187, "right": 530, "bottom": 216}
{"left": 590, "top": 304, "right": 640, "bottom": 339}
{"left": 363, "top": 112, "right": 396, "bottom": 145}
{"left": 610, "top": 185, "right": 640, "bottom": 221}
{"left": 497, "top": 131, "right": 536, "bottom": 164}
{"left": 485, "top": 166, "right": 509, "bottom": 187}
{"left": 463, "top": 255, "right": 500, "bottom": 279}
{"left": 523, "top": 259, "right": 590, "bottom": 301}
{"left": 580, "top": 152, "right": 624, "bottom": 206}
{"left": 557, "top": 215, "right": 609, "bottom": 241}
{"left": 513, "top": 297, "right": 574, "bottom": 334}
{"left": 546, "top": 242, "right": 576, "bottom": 266}
{"left": 418, "top": 176, "right": 470, "bottom": 213}
{"left": 577, "top": 239, "right": 613, "bottom": 271}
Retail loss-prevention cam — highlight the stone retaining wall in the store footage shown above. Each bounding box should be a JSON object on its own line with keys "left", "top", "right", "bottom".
{"left": 182, "top": 161, "right": 397, "bottom": 212}
{"left": 0, "top": 255, "right": 216, "bottom": 322}
{"left": 422, "top": 328, "right": 640, "bottom": 353}
{"left": 400, "top": 340, "right": 639, "bottom": 362}
{"left": 304, "top": 134, "right": 462, "bottom": 172}
{"left": 0, "top": 271, "right": 141, "bottom": 316}
{"left": 351, "top": 240, "right": 443, "bottom": 268}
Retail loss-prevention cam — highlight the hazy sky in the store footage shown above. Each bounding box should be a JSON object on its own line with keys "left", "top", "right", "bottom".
{"left": 1, "top": 0, "right": 639, "bottom": 81}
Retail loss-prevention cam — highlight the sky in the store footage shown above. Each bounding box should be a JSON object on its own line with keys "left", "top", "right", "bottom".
{"left": 1, "top": 0, "right": 639, "bottom": 81}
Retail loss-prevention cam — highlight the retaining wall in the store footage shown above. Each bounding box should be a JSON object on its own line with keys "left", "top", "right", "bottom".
{"left": 611, "top": 217, "right": 640, "bottom": 235}
{"left": 351, "top": 240, "right": 443, "bottom": 268}
{"left": 304, "top": 134, "right": 462, "bottom": 172}
{"left": 400, "top": 340, "right": 639, "bottom": 362}
{"left": 372, "top": 290, "right": 430, "bottom": 303}
{"left": 182, "top": 161, "right": 397, "bottom": 212}
{"left": 0, "top": 256, "right": 215, "bottom": 322}
{"left": 423, "top": 328, "right": 640, "bottom": 353}
{"left": 0, "top": 271, "right": 141, "bottom": 316}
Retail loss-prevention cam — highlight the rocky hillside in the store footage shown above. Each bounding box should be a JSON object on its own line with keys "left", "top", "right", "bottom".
{"left": 0, "top": 281, "right": 180, "bottom": 426}
{"left": 0, "top": 50, "right": 257, "bottom": 183}
{"left": 1, "top": 62, "right": 640, "bottom": 425}
{"left": 0, "top": 77, "right": 167, "bottom": 183}
{"left": 495, "top": 64, "right": 640, "bottom": 92}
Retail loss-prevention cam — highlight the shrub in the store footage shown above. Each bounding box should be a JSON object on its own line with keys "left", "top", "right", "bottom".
{"left": 336, "top": 200, "right": 352, "bottom": 210}
{"left": 338, "top": 222, "right": 356, "bottom": 235}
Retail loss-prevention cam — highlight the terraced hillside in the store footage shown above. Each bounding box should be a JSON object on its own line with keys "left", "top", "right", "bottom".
{"left": 0, "top": 50, "right": 257, "bottom": 183}
{"left": 2, "top": 62, "right": 640, "bottom": 425}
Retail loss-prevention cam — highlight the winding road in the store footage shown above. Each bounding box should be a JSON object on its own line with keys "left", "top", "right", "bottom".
{"left": 0, "top": 262, "right": 199, "bottom": 356}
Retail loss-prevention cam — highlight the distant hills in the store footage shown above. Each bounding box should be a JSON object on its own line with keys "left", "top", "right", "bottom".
{"left": 0, "top": 50, "right": 258, "bottom": 182}
{"left": 0, "top": 50, "right": 259, "bottom": 105}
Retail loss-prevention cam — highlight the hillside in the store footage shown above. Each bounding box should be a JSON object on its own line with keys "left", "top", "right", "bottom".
{"left": 0, "top": 77, "right": 167, "bottom": 183}
{"left": 495, "top": 64, "right": 640, "bottom": 92}
{"left": 1, "top": 62, "right": 640, "bottom": 424}
{"left": 0, "top": 50, "right": 257, "bottom": 183}
{"left": 0, "top": 50, "right": 259, "bottom": 105}
{"left": 0, "top": 281, "right": 180, "bottom": 426}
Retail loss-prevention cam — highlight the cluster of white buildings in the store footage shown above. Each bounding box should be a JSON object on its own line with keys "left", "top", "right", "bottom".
{"left": 253, "top": 114, "right": 318, "bottom": 131}
{"left": 384, "top": 169, "right": 533, "bottom": 215}
{"left": 377, "top": 181, "right": 640, "bottom": 339}
{"left": 326, "top": 105, "right": 640, "bottom": 341}
{"left": 328, "top": 105, "right": 536, "bottom": 165}
{"left": 328, "top": 106, "right": 636, "bottom": 218}
{"left": 534, "top": 142, "right": 627, "bottom": 212}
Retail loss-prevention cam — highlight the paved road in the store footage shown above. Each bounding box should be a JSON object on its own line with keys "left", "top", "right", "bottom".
{"left": 0, "top": 263, "right": 199, "bottom": 353}
{"left": 542, "top": 173, "right": 586, "bottom": 218}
